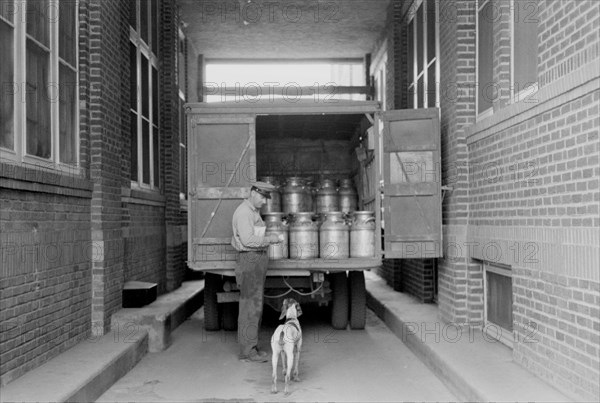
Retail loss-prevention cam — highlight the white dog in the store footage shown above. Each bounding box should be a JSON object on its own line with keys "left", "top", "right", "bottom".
{"left": 270, "top": 298, "right": 303, "bottom": 395}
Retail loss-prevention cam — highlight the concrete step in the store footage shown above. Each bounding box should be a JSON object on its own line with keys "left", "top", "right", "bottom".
{"left": 111, "top": 280, "right": 204, "bottom": 352}
{"left": 0, "top": 280, "right": 205, "bottom": 403}
{"left": 0, "top": 329, "right": 148, "bottom": 403}
{"left": 365, "top": 271, "right": 576, "bottom": 403}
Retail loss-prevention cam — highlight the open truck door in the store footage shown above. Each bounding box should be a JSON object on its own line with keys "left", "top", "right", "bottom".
{"left": 187, "top": 114, "right": 256, "bottom": 330}
{"left": 378, "top": 108, "right": 443, "bottom": 258}
{"left": 188, "top": 114, "right": 256, "bottom": 268}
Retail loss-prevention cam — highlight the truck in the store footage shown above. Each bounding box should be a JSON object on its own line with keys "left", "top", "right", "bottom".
{"left": 186, "top": 100, "right": 442, "bottom": 331}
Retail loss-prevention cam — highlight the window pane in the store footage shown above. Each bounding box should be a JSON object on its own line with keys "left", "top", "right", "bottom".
{"left": 59, "top": 0, "right": 77, "bottom": 66}
{"left": 417, "top": 76, "right": 424, "bottom": 108}
{"left": 427, "top": 0, "right": 436, "bottom": 63}
{"left": 427, "top": 64, "right": 436, "bottom": 108}
{"left": 130, "top": 112, "right": 138, "bottom": 180}
{"left": 26, "top": 0, "right": 50, "bottom": 47}
{"left": 178, "top": 38, "right": 186, "bottom": 93}
{"left": 140, "top": 0, "right": 149, "bottom": 44}
{"left": 477, "top": 1, "right": 494, "bottom": 114}
{"left": 0, "top": 19, "right": 14, "bottom": 149}
{"left": 407, "top": 20, "right": 414, "bottom": 86}
{"left": 416, "top": 4, "right": 423, "bottom": 74}
{"left": 179, "top": 98, "right": 187, "bottom": 197}
{"left": 0, "top": 0, "right": 15, "bottom": 21}
{"left": 129, "top": 0, "right": 137, "bottom": 28}
{"left": 179, "top": 97, "right": 186, "bottom": 147}
{"left": 153, "top": 125, "right": 159, "bottom": 187}
{"left": 142, "top": 119, "right": 150, "bottom": 184}
{"left": 152, "top": 66, "right": 158, "bottom": 125}
{"left": 514, "top": 0, "right": 538, "bottom": 87}
{"left": 486, "top": 270, "right": 513, "bottom": 331}
{"left": 130, "top": 42, "right": 137, "bottom": 109}
{"left": 26, "top": 40, "right": 51, "bottom": 159}
{"left": 59, "top": 65, "right": 77, "bottom": 164}
{"left": 141, "top": 54, "right": 149, "bottom": 118}
{"left": 151, "top": 0, "right": 158, "bottom": 55}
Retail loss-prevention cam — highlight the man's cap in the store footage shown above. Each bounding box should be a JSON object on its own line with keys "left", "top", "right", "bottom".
{"left": 251, "top": 181, "right": 276, "bottom": 199}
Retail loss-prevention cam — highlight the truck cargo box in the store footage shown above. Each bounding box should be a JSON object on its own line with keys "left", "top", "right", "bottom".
{"left": 186, "top": 100, "right": 441, "bottom": 329}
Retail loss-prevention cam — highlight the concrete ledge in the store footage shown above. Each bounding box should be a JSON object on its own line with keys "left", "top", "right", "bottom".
{"left": 365, "top": 271, "right": 574, "bottom": 403}
{"left": 0, "top": 329, "right": 148, "bottom": 403}
{"left": 111, "top": 280, "right": 204, "bottom": 352}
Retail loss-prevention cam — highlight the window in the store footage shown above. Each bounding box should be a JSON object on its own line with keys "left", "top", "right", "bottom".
{"left": 204, "top": 61, "right": 365, "bottom": 102}
{"left": 1, "top": 0, "right": 79, "bottom": 170}
{"left": 371, "top": 38, "right": 387, "bottom": 111}
{"left": 483, "top": 262, "right": 513, "bottom": 347}
{"left": 178, "top": 28, "right": 187, "bottom": 201}
{"left": 477, "top": 0, "right": 494, "bottom": 117}
{"left": 130, "top": 0, "right": 160, "bottom": 189}
{"left": 511, "top": 0, "right": 539, "bottom": 102}
{"left": 407, "top": 0, "right": 439, "bottom": 109}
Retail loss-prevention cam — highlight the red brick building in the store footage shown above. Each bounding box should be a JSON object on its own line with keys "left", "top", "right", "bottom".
{"left": 1, "top": 0, "right": 598, "bottom": 401}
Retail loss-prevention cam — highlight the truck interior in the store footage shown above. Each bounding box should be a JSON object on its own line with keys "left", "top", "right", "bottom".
{"left": 256, "top": 114, "right": 369, "bottom": 186}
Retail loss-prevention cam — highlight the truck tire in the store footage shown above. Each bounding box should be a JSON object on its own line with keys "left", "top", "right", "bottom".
{"left": 330, "top": 272, "right": 349, "bottom": 330}
{"left": 222, "top": 302, "right": 238, "bottom": 331}
{"left": 204, "top": 273, "right": 221, "bottom": 331}
{"left": 349, "top": 271, "right": 366, "bottom": 329}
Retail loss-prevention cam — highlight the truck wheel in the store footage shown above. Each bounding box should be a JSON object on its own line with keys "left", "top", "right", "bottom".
{"left": 349, "top": 271, "right": 366, "bottom": 329}
{"left": 204, "top": 273, "right": 221, "bottom": 331}
{"left": 330, "top": 272, "right": 349, "bottom": 330}
{"left": 222, "top": 303, "right": 238, "bottom": 331}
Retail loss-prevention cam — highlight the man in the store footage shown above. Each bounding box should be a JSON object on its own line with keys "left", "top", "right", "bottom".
{"left": 231, "top": 181, "right": 283, "bottom": 362}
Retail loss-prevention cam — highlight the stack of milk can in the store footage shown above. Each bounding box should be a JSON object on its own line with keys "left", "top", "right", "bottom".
{"left": 259, "top": 176, "right": 376, "bottom": 260}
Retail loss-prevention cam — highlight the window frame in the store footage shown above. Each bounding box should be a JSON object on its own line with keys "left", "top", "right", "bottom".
{"left": 371, "top": 38, "right": 387, "bottom": 111}
{"left": 129, "top": 0, "right": 160, "bottom": 191}
{"left": 406, "top": 0, "right": 439, "bottom": 109}
{"left": 482, "top": 261, "right": 514, "bottom": 348}
{"left": 0, "top": 0, "right": 81, "bottom": 175}
{"left": 178, "top": 27, "right": 187, "bottom": 204}
{"left": 476, "top": 0, "right": 494, "bottom": 120}
{"left": 510, "top": 0, "right": 539, "bottom": 104}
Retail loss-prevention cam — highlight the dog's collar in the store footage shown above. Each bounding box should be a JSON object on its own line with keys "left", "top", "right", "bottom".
{"left": 285, "top": 318, "right": 300, "bottom": 332}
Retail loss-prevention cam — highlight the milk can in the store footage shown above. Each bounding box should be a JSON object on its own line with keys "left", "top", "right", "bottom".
{"left": 315, "top": 179, "right": 339, "bottom": 213}
{"left": 259, "top": 176, "right": 281, "bottom": 215}
{"left": 338, "top": 178, "right": 358, "bottom": 213}
{"left": 288, "top": 212, "right": 318, "bottom": 259}
{"left": 319, "top": 211, "right": 349, "bottom": 259}
{"left": 282, "top": 177, "right": 305, "bottom": 214}
{"left": 264, "top": 212, "right": 288, "bottom": 260}
{"left": 350, "top": 211, "right": 376, "bottom": 257}
{"left": 302, "top": 178, "right": 314, "bottom": 213}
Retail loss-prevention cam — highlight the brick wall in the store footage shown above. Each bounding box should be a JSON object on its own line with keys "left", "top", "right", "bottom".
{"left": 464, "top": 0, "right": 600, "bottom": 399}
{"left": 162, "top": 0, "right": 187, "bottom": 291}
{"left": 467, "top": 81, "right": 599, "bottom": 401}
{"left": 437, "top": 0, "right": 478, "bottom": 324}
{"left": 123, "top": 198, "right": 167, "bottom": 293}
{"left": 0, "top": 172, "right": 93, "bottom": 386}
{"left": 538, "top": 0, "right": 599, "bottom": 88}
{"left": 88, "top": 0, "right": 129, "bottom": 335}
{"left": 399, "top": 259, "right": 436, "bottom": 302}
{"left": 0, "top": 0, "right": 194, "bottom": 385}
{"left": 376, "top": 259, "right": 400, "bottom": 290}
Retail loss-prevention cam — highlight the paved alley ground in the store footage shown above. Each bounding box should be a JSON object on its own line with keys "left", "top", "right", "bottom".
{"left": 97, "top": 305, "right": 457, "bottom": 402}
